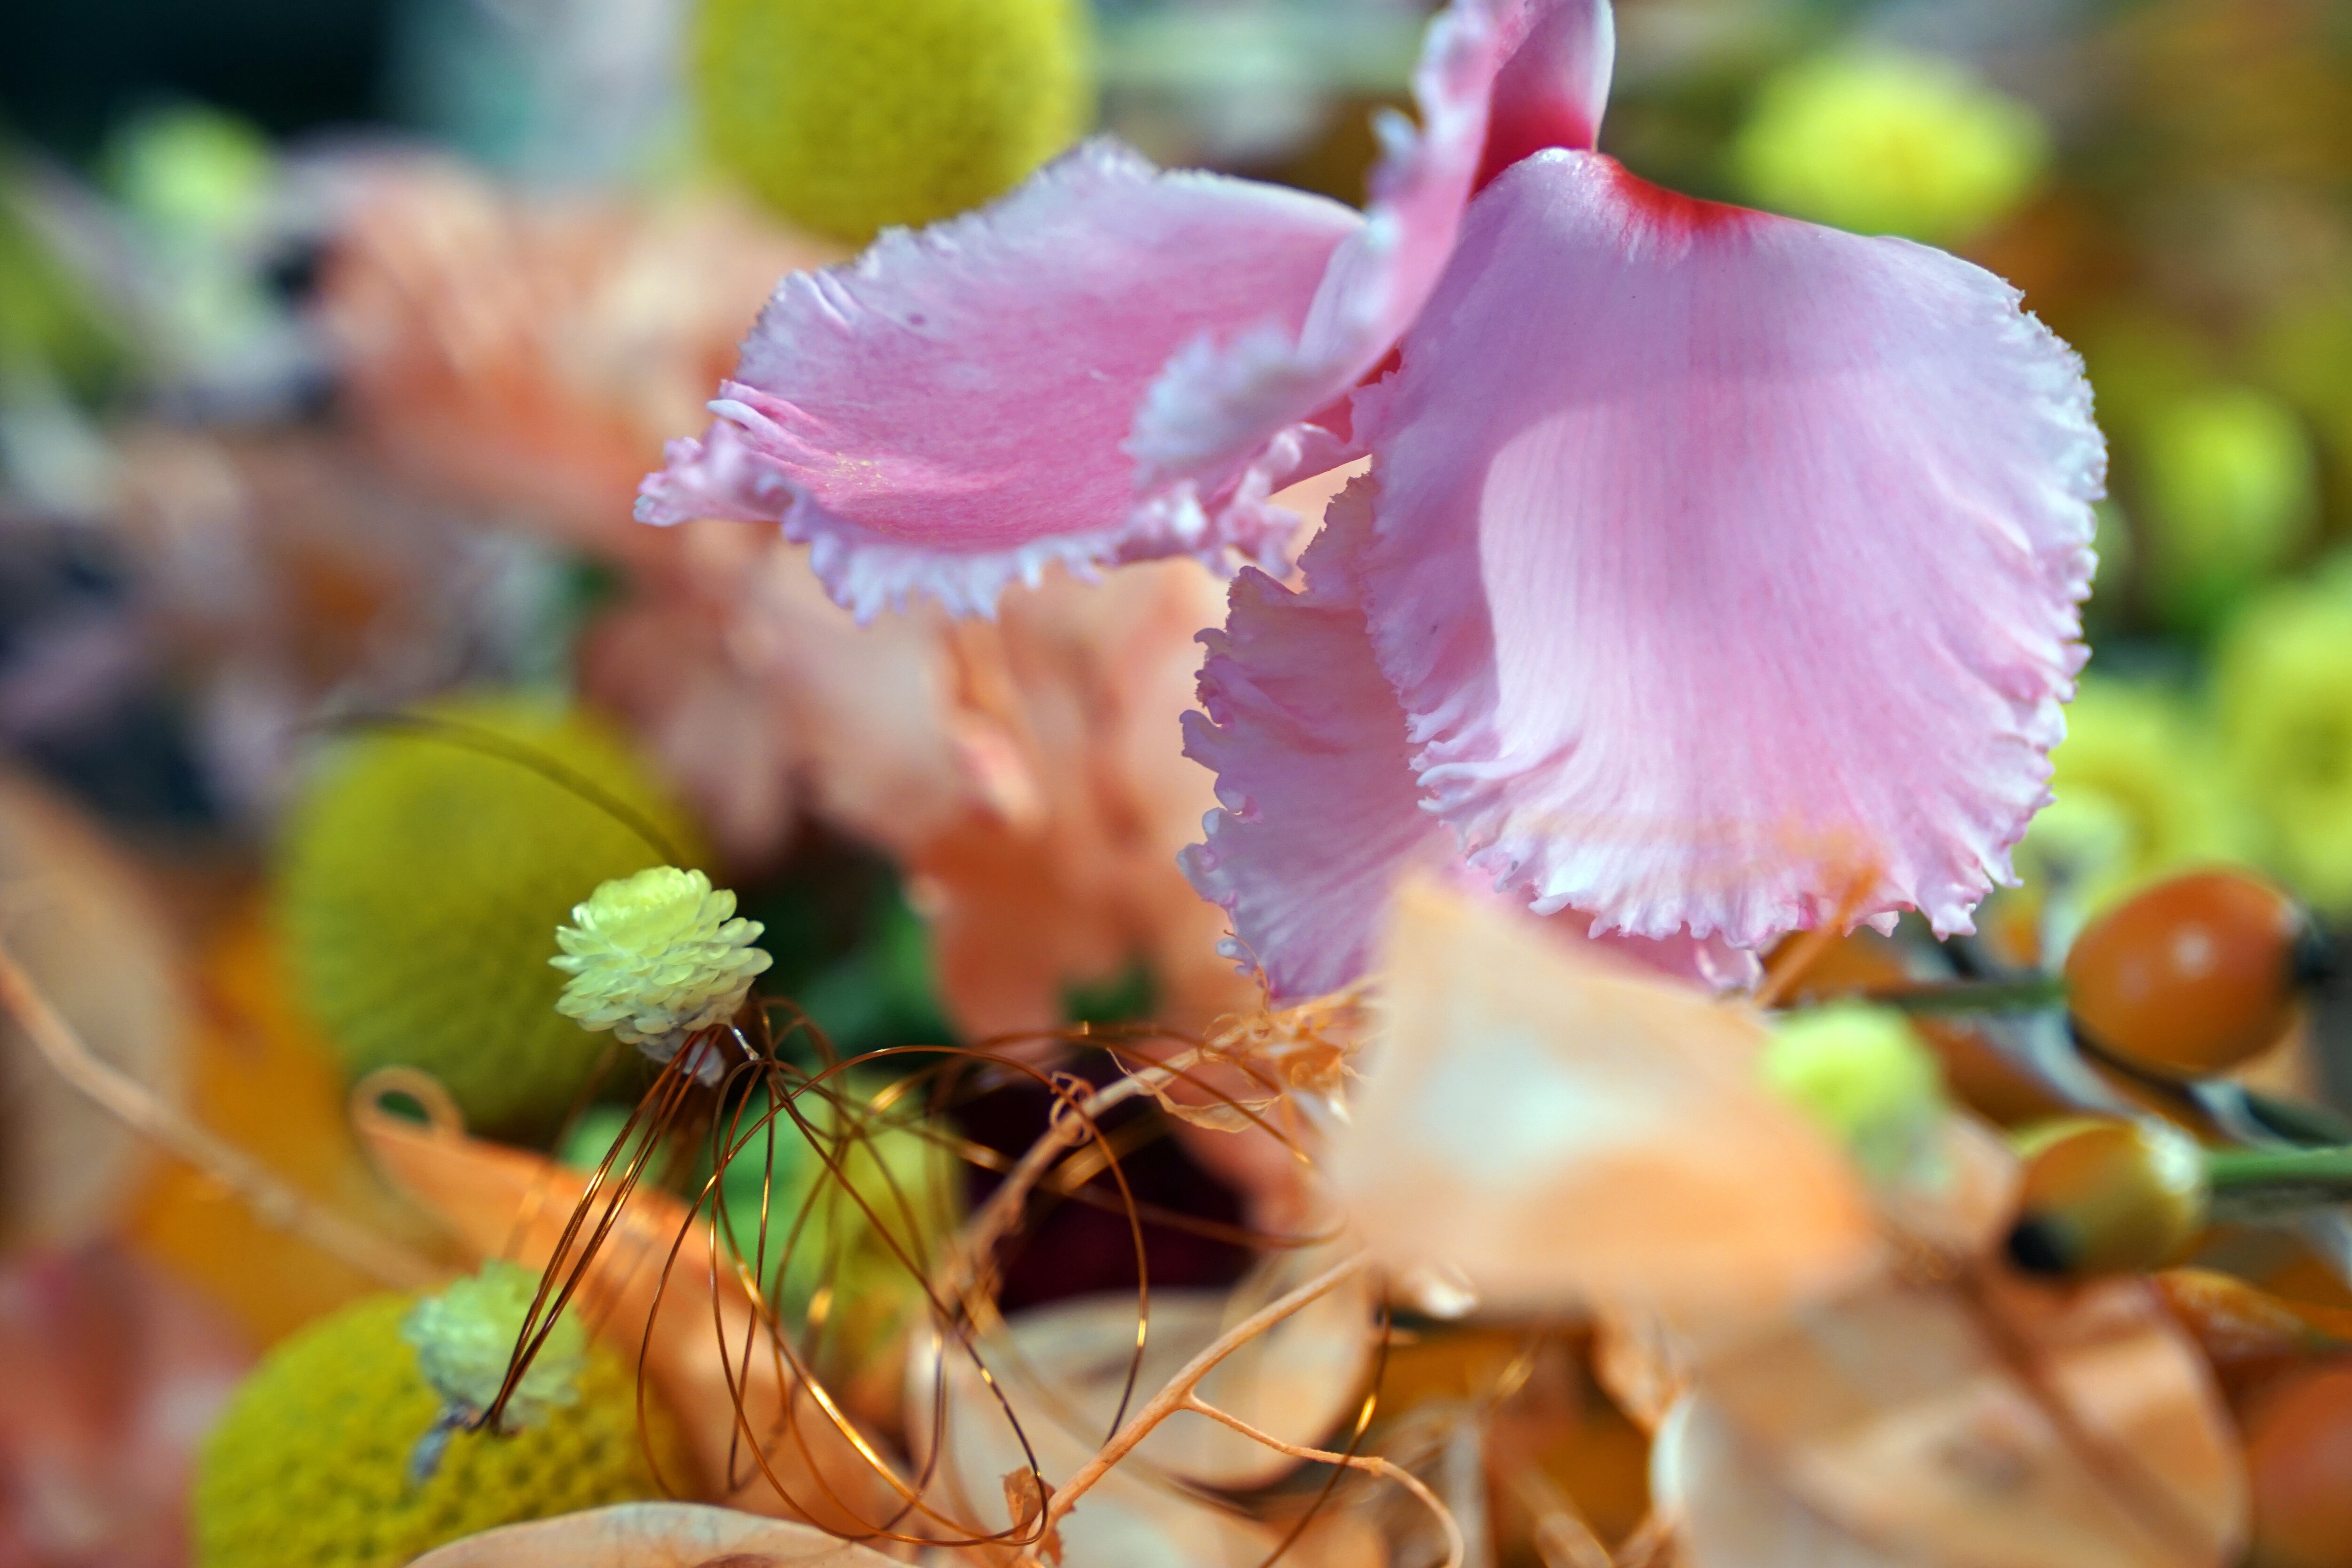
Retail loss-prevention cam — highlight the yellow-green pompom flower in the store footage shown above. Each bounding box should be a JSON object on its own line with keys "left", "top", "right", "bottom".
{"left": 692, "top": 0, "right": 1092, "bottom": 243}
{"left": 194, "top": 1292, "right": 690, "bottom": 1568}
{"left": 1732, "top": 48, "right": 2048, "bottom": 246}
{"left": 402, "top": 1261, "right": 585, "bottom": 1431}
{"left": 2020, "top": 674, "right": 2255, "bottom": 913}
{"left": 2217, "top": 560, "right": 2352, "bottom": 912}
{"left": 1762, "top": 1003, "right": 1948, "bottom": 1187}
{"left": 553, "top": 866, "right": 772, "bottom": 1063}
{"left": 277, "top": 693, "right": 701, "bottom": 1137}
{"left": 2140, "top": 385, "right": 2319, "bottom": 630}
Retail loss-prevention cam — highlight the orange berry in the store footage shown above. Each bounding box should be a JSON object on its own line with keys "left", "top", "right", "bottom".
{"left": 2065, "top": 869, "right": 2326, "bottom": 1077}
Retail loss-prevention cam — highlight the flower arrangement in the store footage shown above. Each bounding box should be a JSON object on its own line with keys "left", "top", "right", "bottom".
{"left": 7, "top": 0, "right": 2352, "bottom": 1566}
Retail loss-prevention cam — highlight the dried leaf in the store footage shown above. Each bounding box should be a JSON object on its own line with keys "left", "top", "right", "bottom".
{"left": 0, "top": 769, "right": 186, "bottom": 1246}
{"left": 1144, "top": 980, "right": 1371, "bottom": 1133}
{"left": 1335, "top": 877, "right": 1880, "bottom": 1334}
{"left": 405, "top": 1501, "right": 902, "bottom": 1566}
{"left": 910, "top": 1250, "right": 1379, "bottom": 1564}
{"left": 1001, "top": 1468, "right": 1063, "bottom": 1565}
{"left": 1685, "top": 1274, "right": 2245, "bottom": 1568}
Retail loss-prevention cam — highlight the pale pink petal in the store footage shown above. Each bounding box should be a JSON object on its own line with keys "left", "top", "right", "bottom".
{"left": 1352, "top": 151, "right": 2099, "bottom": 950}
{"left": 1127, "top": 0, "right": 1613, "bottom": 495}
{"left": 636, "top": 141, "right": 1359, "bottom": 620}
{"left": 1180, "top": 484, "right": 1454, "bottom": 1002}
{"left": 1474, "top": 0, "right": 1616, "bottom": 187}
{"left": 1183, "top": 482, "right": 1764, "bottom": 1002}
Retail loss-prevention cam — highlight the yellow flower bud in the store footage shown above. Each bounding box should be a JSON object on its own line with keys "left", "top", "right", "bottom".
{"left": 2007, "top": 1119, "right": 2209, "bottom": 1277}
{"left": 552, "top": 865, "right": 772, "bottom": 1057}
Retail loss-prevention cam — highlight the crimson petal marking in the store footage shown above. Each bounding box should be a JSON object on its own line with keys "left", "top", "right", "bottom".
{"left": 1356, "top": 151, "right": 2100, "bottom": 949}
{"left": 638, "top": 140, "right": 1359, "bottom": 621}
{"left": 1180, "top": 483, "right": 1454, "bottom": 1003}
{"left": 1127, "top": 0, "right": 1613, "bottom": 499}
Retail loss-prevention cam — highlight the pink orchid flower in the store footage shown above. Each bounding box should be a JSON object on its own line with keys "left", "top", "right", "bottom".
{"left": 642, "top": 0, "right": 2099, "bottom": 1003}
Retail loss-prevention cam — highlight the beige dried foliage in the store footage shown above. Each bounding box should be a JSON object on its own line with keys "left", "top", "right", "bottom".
{"left": 0, "top": 769, "right": 187, "bottom": 1245}
{"left": 1147, "top": 979, "right": 1371, "bottom": 1134}
{"left": 406, "top": 1502, "right": 902, "bottom": 1567}
{"left": 999, "top": 1470, "right": 1062, "bottom": 1566}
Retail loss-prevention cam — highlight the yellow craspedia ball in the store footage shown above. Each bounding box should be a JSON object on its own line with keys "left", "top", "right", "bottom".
{"left": 2140, "top": 384, "right": 2319, "bottom": 630}
{"left": 194, "top": 1292, "right": 691, "bottom": 1568}
{"left": 2217, "top": 558, "right": 2352, "bottom": 913}
{"left": 2020, "top": 674, "right": 2255, "bottom": 913}
{"left": 277, "top": 693, "right": 703, "bottom": 1136}
{"left": 692, "top": 0, "right": 1092, "bottom": 243}
{"left": 1732, "top": 48, "right": 2048, "bottom": 246}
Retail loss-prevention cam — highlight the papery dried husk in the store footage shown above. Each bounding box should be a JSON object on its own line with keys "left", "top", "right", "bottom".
{"left": 1336, "top": 877, "right": 1881, "bottom": 1334}
{"left": 353, "top": 1086, "right": 903, "bottom": 1535}
{"left": 908, "top": 1249, "right": 1382, "bottom": 1564}
{"left": 1677, "top": 1272, "right": 2245, "bottom": 1568}
{"left": 406, "top": 1502, "right": 900, "bottom": 1567}
{"left": 1376, "top": 1323, "right": 1653, "bottom": 1556}
{"left": 0, "top": 768, "right": 186, "bottom": 1246}
{"left": 1590, "top": 1310, "right": 1692, "bottom": 1437}
{"left": 0, "top": 1243, "right": 252, "bottom": 1568}
{"left": 1126, "top": 982, "right": 1367, "bottom": 1236}
{"left": 2154, "top": 1267, "right": 2352, "bottom": 1408}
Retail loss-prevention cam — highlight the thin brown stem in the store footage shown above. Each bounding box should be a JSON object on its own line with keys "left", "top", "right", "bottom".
{"left": 0, "top": 933, "right": 440, "bottom": 1288}
{"left": 1025, "top": 1252, "right": 1374, "bottom": 1561}
{"left": 1182, "top": 1393, "right": 1464, "bottom": 1568}
{"left": 932, "top": 1051, "right": 1201, "bottom": 1319}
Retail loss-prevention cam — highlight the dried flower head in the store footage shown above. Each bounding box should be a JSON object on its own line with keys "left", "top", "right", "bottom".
{"left": 1164, "top": 979, "right": 1371, "bottom": 1131}
{"left": 550, "top": 866, "right": 772, "bottom": 1057}
{"left": 401, "top": 1260, "right": 585, "bottom": 1430}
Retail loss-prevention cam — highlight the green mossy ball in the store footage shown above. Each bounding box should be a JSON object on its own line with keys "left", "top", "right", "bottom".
{"left": 194, "top": 1293, "right": 691, "bottom": 1568}
{"left": 692, "top": 0, "right": 1092, "bottom": 243}
{"left": 278, "top": 694, "right": 702, "bottom": 1136}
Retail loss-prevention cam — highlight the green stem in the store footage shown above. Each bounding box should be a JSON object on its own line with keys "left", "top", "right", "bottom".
{"left": 1857, "top": 976, "right": 2069, "bottom": 1016}
{"left": 2207, "top": 1145, "right": 2352, "bottom": 1196}
{"left": 2241, "top": 1091, "right": 2352, "bottom": 1149}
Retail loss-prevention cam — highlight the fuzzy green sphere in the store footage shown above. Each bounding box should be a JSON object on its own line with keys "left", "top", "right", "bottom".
{"left": 194, "top": 1292, "right": 691, "bottom": 1568}
{"left": 278, "top": 694, "right": 702, "bottom": 1136}
{"left": 1762, "top": 1004, "right": 1947, "bottom": 1187}
{"left": 1732, "top": 48, "right": 2047, "bottom": 246}
{"left": 692, "top": 0, "right": 1092, "bottom": 243}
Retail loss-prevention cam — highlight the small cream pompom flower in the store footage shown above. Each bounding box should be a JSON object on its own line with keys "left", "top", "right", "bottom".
{"left": 550, "top": 866, "right": 772, "bottom": 1056}
{"left": 400, "top": 1260, "right": 586, "bottom": 1430}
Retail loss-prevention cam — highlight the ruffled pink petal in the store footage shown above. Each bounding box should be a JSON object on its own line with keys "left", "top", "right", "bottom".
{"left": 1182, "top": 481, "right": 1763, "bottom": 1002}
{"left": 1180, "top": 485, "right": 1455, "bottom": 1002}
{"left": 1475, "top": 0, "right": 1615, "bottom": 185}
{"left": 1127, "top": 0, "right": 1613, "bottom": 497}
{"left": 1353, "top": 152, "right": 2099, "bottom": 949}
{"left": 637, "top": 140, "right": 1359, "bottom": 620}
